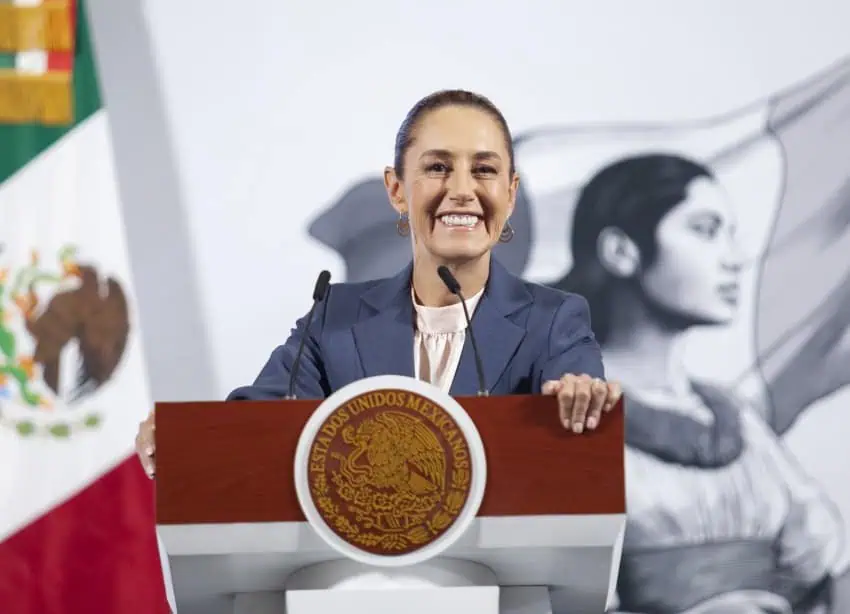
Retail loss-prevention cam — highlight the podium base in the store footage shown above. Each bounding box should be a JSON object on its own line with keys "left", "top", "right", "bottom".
{"left": 286, "top": 585, "right": 499, "bottom": 614}
{"left": 286, "top": 558, "right": 497, "bottom": 590}
{"left": 283, "top": 559, "right": 499, "bottom": 614}
{"left": 231, "top": 586, "right": 553, "bottom": 614}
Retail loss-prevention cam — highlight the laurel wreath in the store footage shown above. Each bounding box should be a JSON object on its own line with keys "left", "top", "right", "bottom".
{"left": 311, "top": 467, "right": 471, "bottom": 551}
{"left": 0, "top": 409, "right": 102, "bottom": 438}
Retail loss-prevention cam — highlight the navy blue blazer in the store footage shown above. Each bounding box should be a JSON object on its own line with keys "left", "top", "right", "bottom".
{"left": 227, "top": 259, "right": 604, "bottom": 400}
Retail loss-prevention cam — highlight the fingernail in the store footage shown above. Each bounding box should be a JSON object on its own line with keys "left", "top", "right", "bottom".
{"left": 562, "top": 419, "right": 571, "bottom": 429}
{"left": 573, "top": 423, "right": 583, "bottom": 434}
{"left": 587, "top": 417, "right": 597, "bottom": 429}
{"left": 145, "top": 447, "right": 153, "bottom": 456}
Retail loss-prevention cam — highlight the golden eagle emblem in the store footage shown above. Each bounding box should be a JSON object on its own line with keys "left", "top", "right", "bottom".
{"left": 307, "top": 390, "right": 473, "bottom": 556}
{"left": 334, "top": 410, "right": 446, "bottom": 496}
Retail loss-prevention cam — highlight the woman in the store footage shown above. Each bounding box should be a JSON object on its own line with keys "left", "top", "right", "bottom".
{"left": 555, "top": 153, "right": 845, "bottom": 613}
{"left": 135, "top": 90, "right": 623, "bottom": 476}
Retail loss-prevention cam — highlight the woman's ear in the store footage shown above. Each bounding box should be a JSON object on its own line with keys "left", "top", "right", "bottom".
{"left": 507, "top": 172, "right": 520, "bottom": 217}
{"left": 597, "top": 227, "right": 641, "bottom": 278}
{"left": 384, "top": 166, "right": 405, "bottom": 214}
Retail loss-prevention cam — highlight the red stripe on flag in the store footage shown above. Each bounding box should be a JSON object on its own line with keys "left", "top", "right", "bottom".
{"left": 0, "top": 457, "right": 171, "bottom": 614}
{"left": 46, "top": 52, "right": 72, "bottom": 72}
{"left": 47, "top": 0, "right": 76, "bottom": 72}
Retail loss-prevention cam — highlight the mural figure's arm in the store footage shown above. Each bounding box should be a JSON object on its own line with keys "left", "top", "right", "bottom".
{"left": 744, "top": 410, "right": 846, "bottom": 609}
{"left": 606, "top": 591, "right": 791, "bottom": 614}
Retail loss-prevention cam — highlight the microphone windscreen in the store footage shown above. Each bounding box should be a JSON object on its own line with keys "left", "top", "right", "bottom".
{"left": 436, "top": 265, "right": 461, "bottom": 294}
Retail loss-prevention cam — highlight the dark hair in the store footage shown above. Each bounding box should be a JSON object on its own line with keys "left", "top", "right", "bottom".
{"left": 558, "top": 153, "right": 714, "bottom": 343}
{"left": 393, "top": 89, "right": 516, "bottom": 179}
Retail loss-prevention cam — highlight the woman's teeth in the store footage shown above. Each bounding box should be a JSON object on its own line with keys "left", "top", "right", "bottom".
{"left": 439, "top": 214, "right": 479, "bottom": 228}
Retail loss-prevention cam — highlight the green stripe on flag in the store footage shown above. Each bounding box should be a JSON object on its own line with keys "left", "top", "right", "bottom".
{"left": 0, "top": 0, "right": 100, "bottom": 184}
{"left": 0, "top": 53, "right": 15, "bottom": 69}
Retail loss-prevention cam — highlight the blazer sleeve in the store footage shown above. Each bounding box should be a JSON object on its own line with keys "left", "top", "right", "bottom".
{"left": 226, "top": 303, "right": 331, "bottom": 401}
{"left": 538, "top": 293, "right": 605, "bottom": 385}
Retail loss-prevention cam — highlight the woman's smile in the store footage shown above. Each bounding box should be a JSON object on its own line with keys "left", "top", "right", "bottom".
{"left": 433, "top": 212, "right": 485, "bottom": 234}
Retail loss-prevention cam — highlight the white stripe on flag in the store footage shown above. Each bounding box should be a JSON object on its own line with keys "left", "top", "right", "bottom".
{"left": 15, "top": 51, "right": 48, "bottom": 74}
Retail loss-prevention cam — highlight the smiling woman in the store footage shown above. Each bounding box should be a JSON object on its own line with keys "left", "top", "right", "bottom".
{"left": 136, "top": 89, "right": 623, "bottom": 479}
{"left": 383, "top": 91, "right": 519, "bottom": 303}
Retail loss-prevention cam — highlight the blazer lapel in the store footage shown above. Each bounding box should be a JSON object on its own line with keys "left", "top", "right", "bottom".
{"left": 351, "top": 258, "right": 533, "bottom": 392}
{"left": 352, "top": 264, "right": 415, "bottom": 379}
{"left": 450, "top": 259, "right": 531, "bottom": 396}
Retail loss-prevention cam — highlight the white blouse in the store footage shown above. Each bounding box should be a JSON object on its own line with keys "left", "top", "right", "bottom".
{"left": 412, "top": 288, "right": 483, "bottom": 393}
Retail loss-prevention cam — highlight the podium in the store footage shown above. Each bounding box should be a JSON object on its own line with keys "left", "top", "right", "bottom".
{"left": 155, "top": 376, "right": 626, "bottom": 614}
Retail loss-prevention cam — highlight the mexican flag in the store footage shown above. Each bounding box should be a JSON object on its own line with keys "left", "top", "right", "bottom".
{"left": 0, "top": 1, "right": 171, "bottom": 611}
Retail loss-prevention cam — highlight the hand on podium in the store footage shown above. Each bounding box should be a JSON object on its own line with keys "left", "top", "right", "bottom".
{"left": 542, "top": 374, "right": 622, "bottom": 434}
{"left": 135, "top": 410, "right": 155, "bottom": 478}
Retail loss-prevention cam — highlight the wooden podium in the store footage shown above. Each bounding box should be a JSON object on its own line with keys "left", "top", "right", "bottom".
{"left": 155, "top": 394, "right": 626, "bottom": 614}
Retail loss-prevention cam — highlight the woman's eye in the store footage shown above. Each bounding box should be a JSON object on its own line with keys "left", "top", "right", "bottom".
{"left": 691, "top": 223, "right": 718, "bottom": 238}
{"left": 474, "top": 166, "right": 497, "bottom": 175}
{"left": 689, "top": 214, "right": 722, "bottom": 238}
{"left": 426, "top": 163, "right": 450, "bottom": 173}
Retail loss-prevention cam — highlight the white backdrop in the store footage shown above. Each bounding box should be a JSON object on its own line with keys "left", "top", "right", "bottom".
{"left": 87, "top": 0, "right": 850, "bottom": 604}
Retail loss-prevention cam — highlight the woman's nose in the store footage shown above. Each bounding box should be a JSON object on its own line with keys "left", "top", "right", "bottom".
{"left": 450, "top": 193, "right": 474, "bottom": 206}
{"left": 722, "top": 241, "right": 745, "bottom": 272}
{"left": 447, "top": 171, "right": 475, "bottom": 202}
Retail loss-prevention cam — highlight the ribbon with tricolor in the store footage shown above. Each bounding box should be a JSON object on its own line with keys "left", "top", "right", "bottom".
{"left": 0, "top": 0, "right": 75, "bottom": 125}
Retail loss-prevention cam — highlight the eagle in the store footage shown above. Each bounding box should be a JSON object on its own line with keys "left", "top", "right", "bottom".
{"left": 25, "top": 264, "right": 130, "bottom": 402}
{"left": 337, "top": 410, "right": 447, "bottom": 495}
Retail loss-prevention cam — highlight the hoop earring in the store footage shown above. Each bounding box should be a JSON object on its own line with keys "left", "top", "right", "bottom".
{"left": 396, "top": 211, "right": 410, "bottom": 237}
{"left": 499, "top": 219, "right": 514, "bottom": 243}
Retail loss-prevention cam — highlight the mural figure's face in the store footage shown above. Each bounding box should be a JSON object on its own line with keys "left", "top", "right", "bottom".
{"left": 640, "top": 177, "right": 743, "bottom": 326}
{"left": 384, "top": 105, "right": 518, "bottom": 265}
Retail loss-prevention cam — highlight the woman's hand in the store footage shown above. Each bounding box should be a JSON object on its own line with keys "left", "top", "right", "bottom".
{"left": 542, "top": 374, "right": 622, "bottom": 433}
{"left": 135, "top": 410, "right": 155, "bottom": 479}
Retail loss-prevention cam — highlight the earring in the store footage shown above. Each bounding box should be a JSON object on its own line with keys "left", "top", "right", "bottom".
{"left": 499, "top": 219, "right": 514, "bottom": 243}
{"left": 396, "top": 211, "right": 410, "bottom": 237}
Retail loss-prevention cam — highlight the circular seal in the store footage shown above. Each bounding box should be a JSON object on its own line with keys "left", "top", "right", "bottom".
{"left": 294, "top": 375, "right": 486, "bottom": 567}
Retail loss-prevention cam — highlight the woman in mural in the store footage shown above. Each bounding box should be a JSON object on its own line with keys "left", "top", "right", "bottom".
{"left": 554, "top": 153, "right": 846, "bottom": 614}
{"left": 519, "top": 59, "right": 850, "bottom": 438}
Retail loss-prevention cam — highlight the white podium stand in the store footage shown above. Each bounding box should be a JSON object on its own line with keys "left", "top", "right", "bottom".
{"left": 159, "top": 512, "right": 624, "bottom": 614}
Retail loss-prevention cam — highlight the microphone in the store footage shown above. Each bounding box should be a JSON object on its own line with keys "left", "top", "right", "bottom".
{"left": 287, "top": 270, "right": 331, "bottom": 400}
{"left": 436, "top": 265, "right": 488, "bottom": 397}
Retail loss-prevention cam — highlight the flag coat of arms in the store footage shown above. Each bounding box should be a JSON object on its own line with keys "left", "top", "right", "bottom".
{"left": 0, "top": 1, "right": 171, "bottom": 611}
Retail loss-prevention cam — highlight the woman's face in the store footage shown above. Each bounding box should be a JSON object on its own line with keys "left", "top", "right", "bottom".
{"left": 640, "top": 177, "right": 743, "bottom": 326}
{"left": 385, "top": 105, "right": 518, "bottom": 265}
